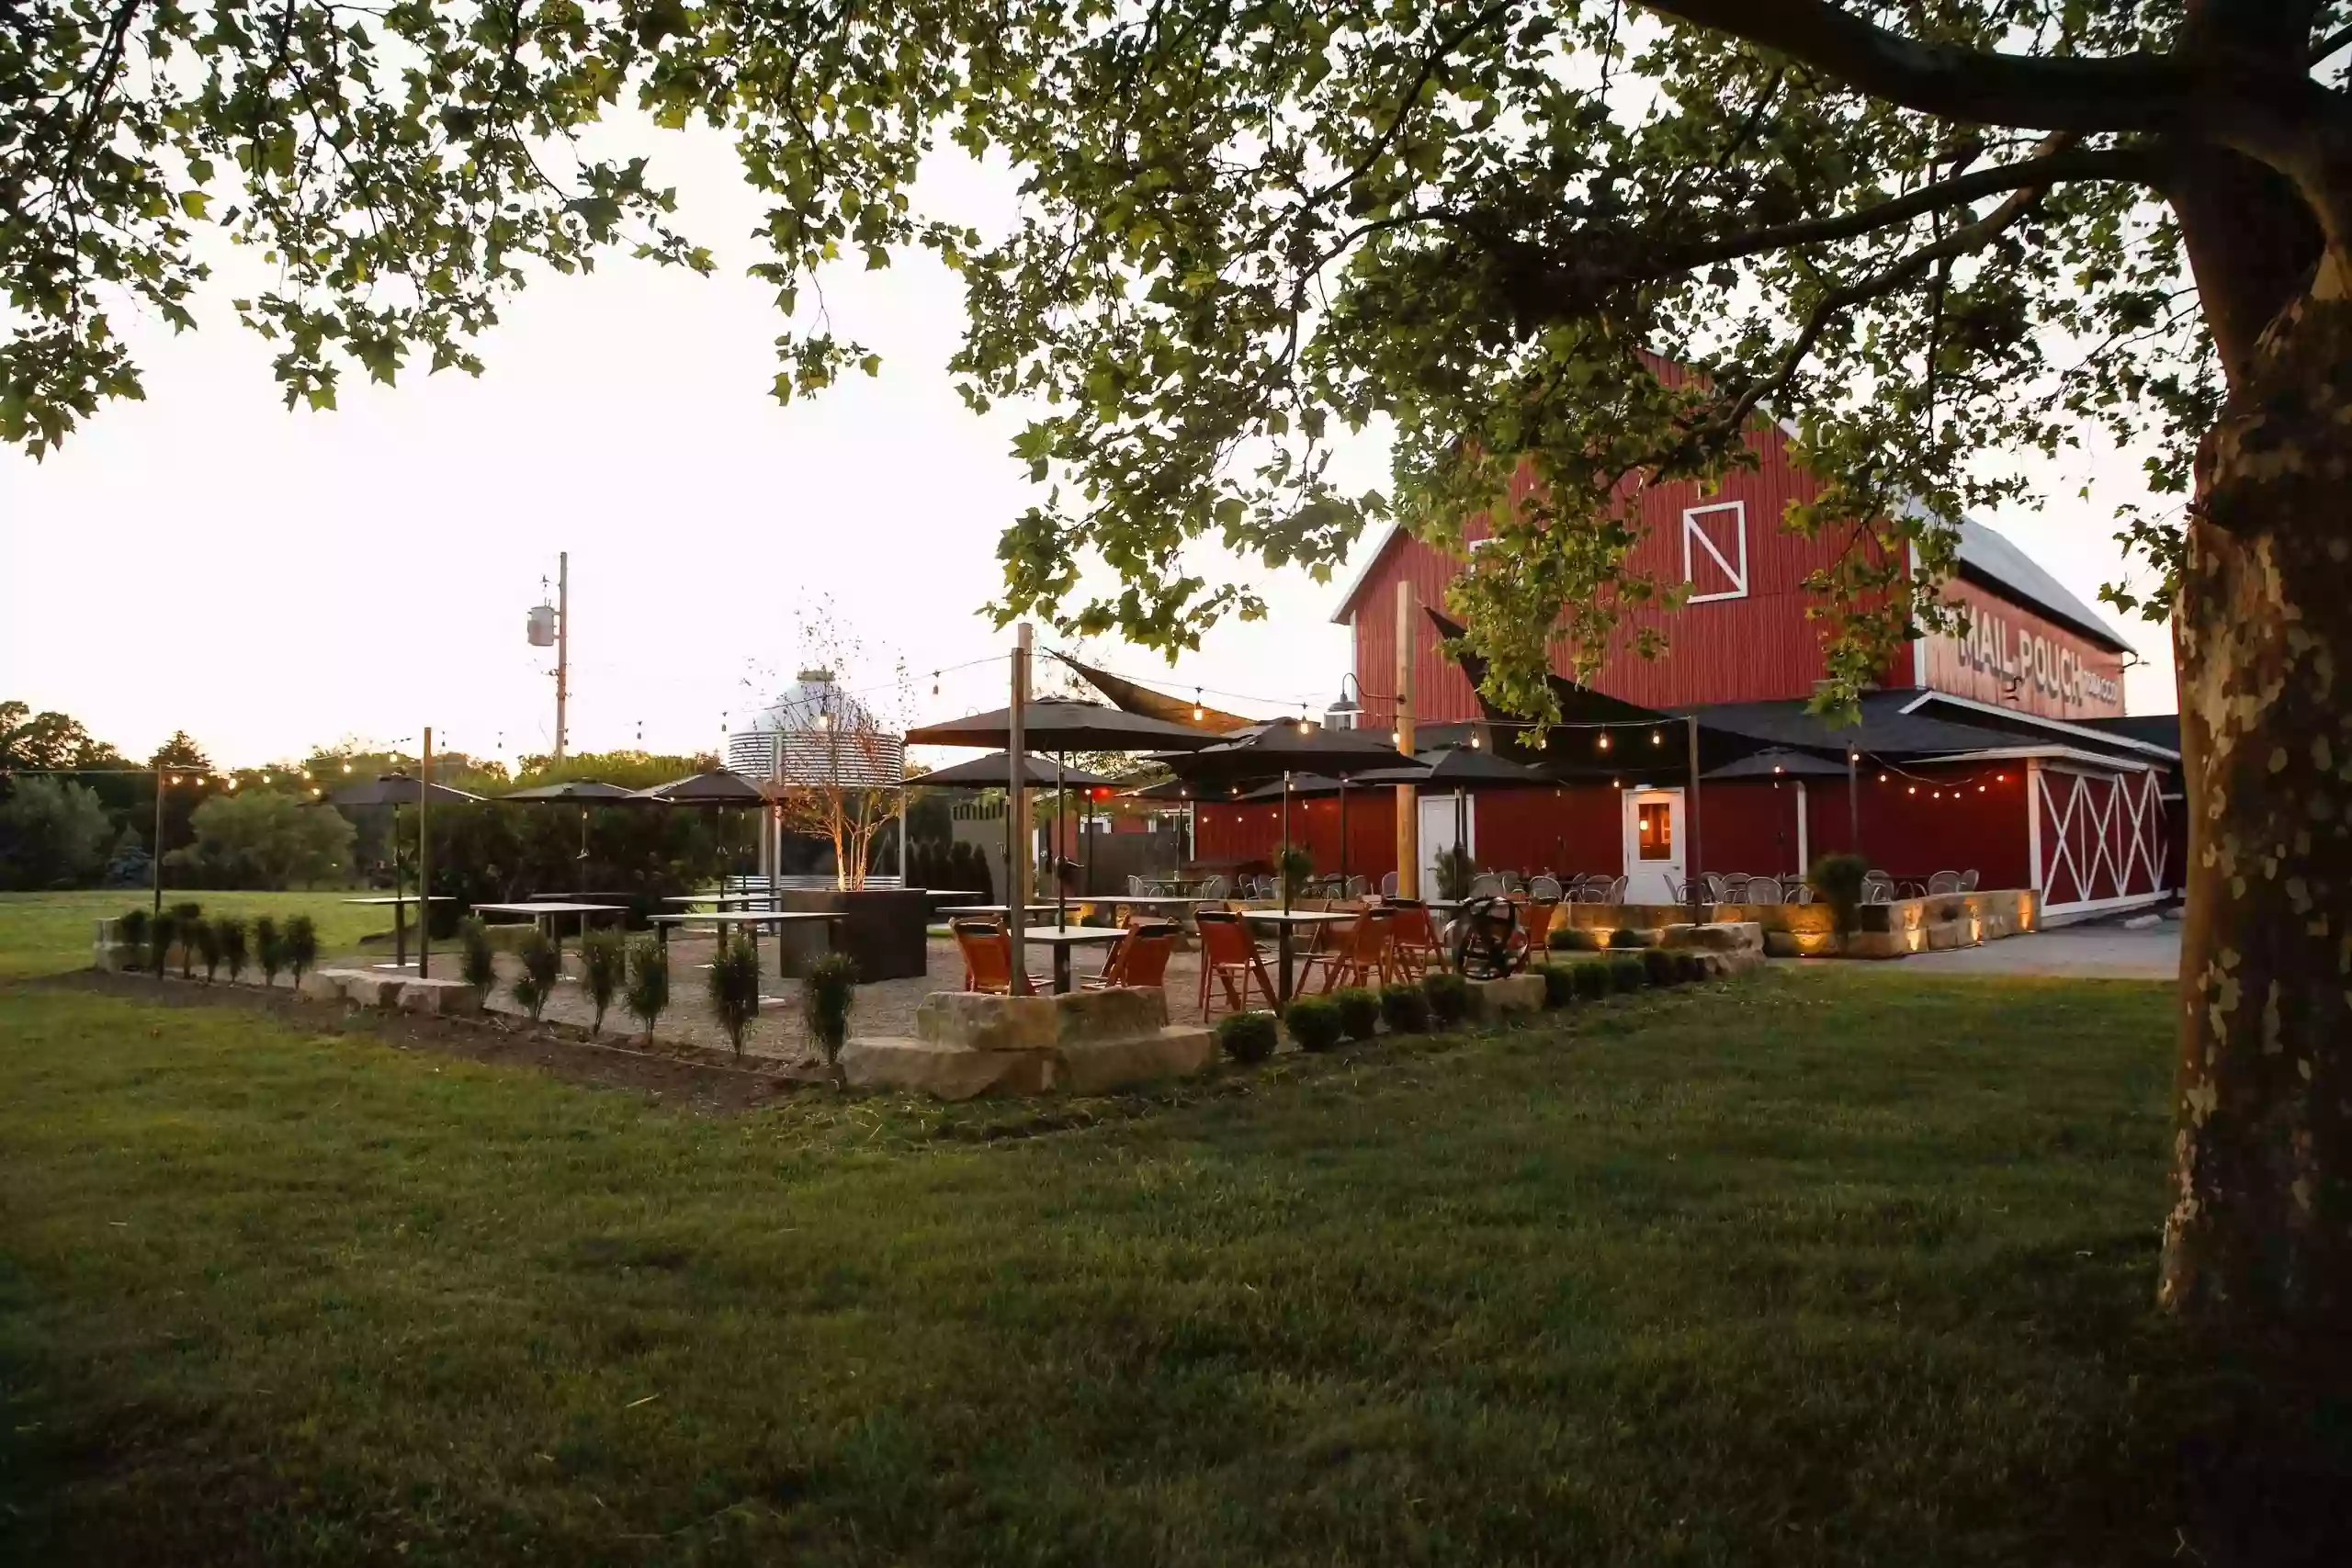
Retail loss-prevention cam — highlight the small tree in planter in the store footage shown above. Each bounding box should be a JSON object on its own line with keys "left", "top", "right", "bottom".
{"left": 1432, "top": 844, "right": 1477, "bottom": 902}
{"left": 1215, "top": 1010, "right": 1278, "bottom": 1064}
{"left": 169, "top": 902, "right": 204, "bottom": 977}
{"left": 578, "top": 929, "right": 627, "bottom": 1035}
{"left": 707, "top": 935, "right": 763, "bottom": 1059}
{"left": 625, "top": 936, "right": 671, "bottom": 1040}
{"left": 1808, "top": 853, "right": 1869, "bottom": 947}
{"left": 282, "top": 915, "right": 320, "bottom": 987}
{"left": 1332, "top": 987, "right": 1382, "bottom": 1042}
{"left": 147, "top": 909, "right": 177, "bottom": 976}
{"left": 457, "top": 916, "right": 498, "bottom": 998}
{"left": 1275, "top": 844, "right": 1314, "bottom": 902}
{"left": 510, "top": 930, "right": 561, "bottom": 1023}
{"left": 212, "top": 915, "right": 248, "bottom": 983}
{"left": 190, "top": 917, "right": 221, "bottom": 981}
{"left": 253, "top": 916, "right": 285, "bottom": 987}
{"left": 800, "top": 951, "right": 858, "bottom": 1067}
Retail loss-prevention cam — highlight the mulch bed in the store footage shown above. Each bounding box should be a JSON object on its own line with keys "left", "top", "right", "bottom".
{"left": 28, "top": 969, "right": 836, "bottom": 1115}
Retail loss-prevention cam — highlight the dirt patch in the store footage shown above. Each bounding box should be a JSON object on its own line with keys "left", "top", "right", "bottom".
{"left": 28, "top": 970, "right": 837, "bottom": 1115}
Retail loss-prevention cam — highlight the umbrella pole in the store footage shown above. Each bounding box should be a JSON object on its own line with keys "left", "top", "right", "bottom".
{"left": 1338, "top": 777, "right": 1349, "bottom": 894}
{"left": 1282, "top": 773, "right": 1293, "bottom": 916}
{"left": 1056, "top": 752, "right": 1068, "bottom": 930}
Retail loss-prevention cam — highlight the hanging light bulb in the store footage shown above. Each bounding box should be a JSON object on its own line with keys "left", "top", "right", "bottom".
{"left": 1390, "top": 729, "right": 1401, "bottom": 745}
{"left": 1598, "top": 732, "right": 1611, "bottom": 751}
{"left": 1469, "top": 733, "right": 1481, "bottom": 749}
{"left": 932, "top": 671, "right": 941, "bottom": 697}
{"left": 1907, "top": 785, "right": 1917, "bottom": 795}
{"left": 1651, "top": 730, "right": 1663, "bottom": 746}
{"left": 342, "top": 761, "right": 352, "bottom": 773}
{"left": 1772, "top": 764, "right": 1784, "bottom": 774}
{"left": 1193, "top": 688, "right": 1205, "bottom": 722}
{"left": 1878, "top": 773, "right": 1888, "bottom": 783}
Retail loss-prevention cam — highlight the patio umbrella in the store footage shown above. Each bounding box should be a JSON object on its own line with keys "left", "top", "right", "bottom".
{"left": 913, "top": 751, "right": 1118, "bottom": 790}
{"left": 908, "top": 698, "right": 1223, "bottom": 926}
{"left": 1161, "top": 723, "right": 1408, "bottom": 911}
{"left": 500, "top": 779, "right": 641, "bottom": 890}
{"left": 1699, "top": 747, "right": 1849, "bottom": 779}
{"left": 630, "top": 771, "right": 771, "bottom": 895}
{"left": 323, "top": 773, "right": 484, "bottom": 952}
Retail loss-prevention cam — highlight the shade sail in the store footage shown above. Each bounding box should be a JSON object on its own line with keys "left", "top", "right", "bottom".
{"left": 499, "top": 779, "right": 640, "bottom": 802}
{"left": 913, "top": 750, "right": 1118, "bottom": 789}
{"left": 905, "top": 696, "right": 1220, "bottom": 752}
{"left": 1361, "top": 746, "right": 1547, "bottom": 786}
{"left": 628, "top": 771, "right": 768, "bottom": 805}
{"left": 1701, "top": 747, "right": 1850, "bottom": 780}
{"left": 326, "top": 774, "right": 483, "bottom": 807}
{"left": 1161, "top": 721, "right": 1408, "bottom": 787}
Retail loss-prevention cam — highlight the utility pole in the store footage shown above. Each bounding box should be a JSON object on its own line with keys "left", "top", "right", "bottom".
{"left": 152, "top": 768, "right": 166, "bottom": 917}
{"left": 419, "top": 727, "right": 433, "bottom": 977}
{"left": 1394, "top": 580, "right": 1418, "bottom": 899}
{"left": 552, "top": 552, "right": 570, "bottom": 762}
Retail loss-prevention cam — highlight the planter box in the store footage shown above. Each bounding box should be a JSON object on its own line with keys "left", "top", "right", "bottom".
{"left": 771, "top": 888, "right": 929, "bottom": 982}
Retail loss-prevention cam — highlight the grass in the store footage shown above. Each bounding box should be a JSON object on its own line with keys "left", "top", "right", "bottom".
{"left": 1, "top": 969, "right": 2343, "bottom": 1565}
{"left": 0, "top": 890, "right": 387, "bottom": 979}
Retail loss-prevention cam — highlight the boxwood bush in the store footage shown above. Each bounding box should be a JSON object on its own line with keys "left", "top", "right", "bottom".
{"left": 1216, "top": 1010, "right": 1279, "bottom": 1064}
{"left": 1675, "top": 951, "right": 1710, "bottom": 984}
{"left": 1609, "top": 953, "right": 1648, "bottom": 992}
{"left": 1534, "top": 963, "right": 1577, "bottom": 1008}
{"left": 1641, "top": 946, "right": 1679, "bottom": 987}
{"left": 1606, "top": 926, "right": 1655, "bottom": 949}
{"left": 1420, "top": 970, "right": 1472, "bottom": 1028}
{"left": 1572, "top": 960, "right": 1613, "bottom": 1001}
{"left": 1379, "top": 983, "right": 1431, "bottom": 1034}
{"left": 1548, "top": 926, "right": 1600, "bottom": 952}
{"left": 1283, "top": 995, "right": 1344, "bottom": 1053}
{"left": 1332, "top": 987, "right": 1382, "bottom": 1042}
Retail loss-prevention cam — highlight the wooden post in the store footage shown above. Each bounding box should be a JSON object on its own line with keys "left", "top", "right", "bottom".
{"left": 1008, "top": 626, "right": 1032, "bottom": 991}
{"left": 1684, "top": 714, "right": 1703, "bottom": 923}
{"left": 1394, "top": 580, "right": 1419, "bottom": 899}
{"left": 419, "top": 727, "right": 433, "bottom": 977}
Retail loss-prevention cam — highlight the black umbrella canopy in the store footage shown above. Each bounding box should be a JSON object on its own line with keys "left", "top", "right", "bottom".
{"left": 1702, "top": 746, "right": 1850, "bottom": 781}
{"left": 1164, "top": 721, "right": 1408, "bottom": 787}
{"left": 1409, "top": 745, "right": 1551, "bottom": 785}
{"left": 914, "top": 750, "right": 1119, "bottom": 790}
{"left": 500, "top": 779, "right": 640, "bottom": 802}
{"left": 1124, "top": 776, "right": 1202, "bottom": 802}
{"left": 905, "top": 695, "right": 1220, "bottom": 752}
{"left": 629, "top": 771, "right": 769, "bottom": 805}
{"left": 326, "top": 773, "right": 484, "bottom": 807}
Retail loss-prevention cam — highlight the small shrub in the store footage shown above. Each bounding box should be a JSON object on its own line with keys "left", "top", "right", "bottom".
{"left": 1331, "top": 987, "right": 1382, "bottom": 1042}
{"left": 511, "top": 930, "right": 561, "bottom": 1022}
{"left": 1284, "top": 995, "right": 1344, "bottom": 1053}
{"left": 1571, "top": 960, "right": 1612, "bottom": 1001}
{"left": 1549, "top": 925, "right": 1600, "bottom": 952}
{"left": 1534, "top": 963, "right": 1577, "bottom": 1008}
{"left": 147, "top": 909, "right": 177, "bottom": 976}
{"left": 579, "top": 928, "right": 628, "bottom": 1034}
{"left": 281, "top": 915, "right": 319, "bottom": 984}
{"left": 707, "top": 934, "right": 763, "bottom": 1058}
{"left": 1674, "top": 950, "right": 1709, "bottom": 984}
{"left": 169, "top": 902, "right": 204, "bottom": 976}
{"left": 212, "top": 915, "right": 248, "bottom": 983}
{"left": 1606, "top": 926, "right": 1654, "bottom": 949}
{"left": 1379, "top": 983, "right": 1431, "bottom": 1034}
{"left": 624, "top": 936, "right": 671, "bottom": 1037}
{"left": 1641, "top": 946, "right": 1679, "bottom": 987}
{"left": 190, "top": 917, "right": 221, "bottom": 981}
{"left": 1215, "top": 1010, "right": 1279, "bottom": 1064}
{"left": 457, "top": 916, "right": 498, "bottom": 997}
{"left": 1275, "top": 845, "right": 1315, "bottom": 902}
{"left": 801, "top": 951, "right": 858, "bottom": 1065}
{"left": 1421, "top": 970, "right": 1473, "bottom": 1027}
{"left": 1608, "top": 953, "right": 1647, "bottom": 992}
{"left": 253, "top": 915, "right": 284, "bottom": 986}
{"left": 1808, "top": 852, "right": 1869, "bottom": 936}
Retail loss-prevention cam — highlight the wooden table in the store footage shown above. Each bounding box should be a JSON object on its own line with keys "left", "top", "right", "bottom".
{"left": 1240, "top": 908, "right": 1358, "bottom": 1006}
{"left": 470, "top": 901, "right": 628, "bottom": 971}
{"left": 648, "top": 908, "right": 842, "bottom": 975}
{"left": 1019, "top": 925, "right": 1127, "bottom": 995}
{"left": 342, "top": 895, "right": 454, "bottom": 971}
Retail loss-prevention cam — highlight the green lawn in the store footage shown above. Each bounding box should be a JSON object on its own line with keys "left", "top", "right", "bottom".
{"left": 1, "top": 970, "right": 2341, "bottom": 1565}
{"left": 0, "top": 890, "right": 389, "bottom": 979}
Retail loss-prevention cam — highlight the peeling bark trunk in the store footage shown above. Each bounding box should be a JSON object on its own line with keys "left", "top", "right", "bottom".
{"left": 2159, "top": 279, "right": 2352, "bottom": 1325}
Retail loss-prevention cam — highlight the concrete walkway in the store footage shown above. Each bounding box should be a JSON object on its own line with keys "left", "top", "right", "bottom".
{"left": 1893, "top": 918, "right": 2179, "bottom": 980}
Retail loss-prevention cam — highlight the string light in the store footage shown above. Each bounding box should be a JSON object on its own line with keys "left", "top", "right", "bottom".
{"left": 1598, "top": 733, "right": 1611, "bottom": 751}
{"left": 1651, "top": 730, "right": 1663, "bottom": 745}
{"left": 1193, "top": 688, "right": 1205, "bottom": 722}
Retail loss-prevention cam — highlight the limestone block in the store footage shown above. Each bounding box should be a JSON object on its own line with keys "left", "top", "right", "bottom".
{"left": 396, "top": 977, "right": 483, "bottom": 1016}
{"left": 1662, "top": 921, "right": 1763, "bottom": 953}
{"left": 840, "top": 1037, "right": 1055, "bottom": 1100}
{"left": 1052, "top": 986, "right": 1168, "bottom": 1044}
{"left": 1926, "top": 919, "right": 1969, "bottom": 951}
{"left": 1468, "top": 974, "right": 1544, "bottom": 1018}
{"left": 1763, "top": 930, "right": 1801, "bottom": 959}
{"left": 1696, "top": 950, "right": 1767, "bottom": 979}
{"left": 914, "top": 991, "right": 1057, "bottom": 1052}
{"left": 299, "top": 969, "right": 356, "bottom": 1003}
{"left": 1841, "top": 931, "right": 1914, "bottom": 960}
{"left": 1053, "top": 1027, "right": 1216, "bottom": 1095}
{"left": 341, "top": 975, "right": 410, "bottom": 1009}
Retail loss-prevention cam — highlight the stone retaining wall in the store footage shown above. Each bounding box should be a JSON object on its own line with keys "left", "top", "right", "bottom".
{"left": 1550, "top": 891, "right": 2038, "bottom": 959}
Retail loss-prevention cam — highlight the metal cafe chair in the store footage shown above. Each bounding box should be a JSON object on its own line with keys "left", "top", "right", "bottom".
{"left": 1528, "top": 874, "right": 1564, "bottom": 902}
{"left": 1379, "top": 871, "right": 1399, "bottom": 898}
{"left": 1744, "top": 875, "right": 1783, "bottom": 904}
{"left": 1926, "top": 870, "right": 1963, "bottom": 896}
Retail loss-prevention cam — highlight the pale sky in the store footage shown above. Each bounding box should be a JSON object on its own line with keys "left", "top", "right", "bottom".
{"left": 0, "top": 130, "right": 2177, "bottom": 770}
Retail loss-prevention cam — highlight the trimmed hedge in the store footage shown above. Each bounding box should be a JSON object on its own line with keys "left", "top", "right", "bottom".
{"left": 1421, "top": 970, "right": 1472, "bottom": 1028}
{"left": 1572, "top": 961, "right": 1613, "bottom": 1000}
{"left": 1548, "top": 926, "right": 1600, "bottom": 952}
{"left": 1332, "top": 987, "right": 1382, "bottom": 1042}
{"left": 1674, "top": 950, "right": 1709, "bottom": 984}
{"left": 1379, "top": 983, "right": 1431, "bottom": 1034}
{"left": 1216, "top": 1010, "right": 1280, "bottom": 1064}
{"left": 1608, "top": 953, "right": 1647, "bottom": 992}
{"left": 1284, "top": 996, "right": 1344, "bottom": 1053}
{"left": 1606, "top": 926, "right": 1655, "bottom": 949}
{"left": 1534, "top": 964, "right": 1577, "bottom": 1008}
{"left": 1641, "top": 946, "right": 1679, "bottom": 987}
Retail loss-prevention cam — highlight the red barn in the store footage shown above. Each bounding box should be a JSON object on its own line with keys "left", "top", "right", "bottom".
{"left": 1193, "top": 422, "right": 2177, "bottom": 923}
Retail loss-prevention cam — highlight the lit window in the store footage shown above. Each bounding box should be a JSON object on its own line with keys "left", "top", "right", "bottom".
{"left": 1636, "top": 802, "right": 1674, "bottom": 861}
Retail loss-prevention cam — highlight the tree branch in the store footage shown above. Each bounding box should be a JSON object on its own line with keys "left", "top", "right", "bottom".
{"left": 1639, "top": 0, "right": 2192, "bottom": 131}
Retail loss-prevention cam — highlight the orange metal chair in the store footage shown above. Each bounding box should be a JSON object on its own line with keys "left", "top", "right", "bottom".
{"left": 1384, "top": 898, "right": 1446, "bottom": 976}
{"left": 1084, "top": 921, "right": 1179, "bottom": 991}
{"left": 1193, "top": 908, "right": 1276, "bottom": 1020}
{"left": 952, "top": 919, "right": 1041, "bottom": 995}
{"left": 1299, "top": 908, "right": 1395, "bottom": 993}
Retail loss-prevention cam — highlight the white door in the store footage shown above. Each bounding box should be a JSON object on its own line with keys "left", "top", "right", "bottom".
{"left": 1419, "top": 792, "right": 1472, "bottom": 896}
{"left": 1621, "top": 788, "right": 1684, "bottom": 902}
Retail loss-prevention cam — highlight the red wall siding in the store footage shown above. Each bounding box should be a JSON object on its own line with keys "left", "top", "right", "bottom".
{"left": 1698, "top": 782, "right": 1812, "bottom": 880}
{"left": 1193, "top": 789, "right": 1396, "bottom": 877}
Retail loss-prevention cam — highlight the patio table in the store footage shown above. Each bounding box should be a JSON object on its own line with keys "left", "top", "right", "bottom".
{"left": 1240, "top": 908, "right": 1358, "bottom": 1007}
{"left": 1018, "top": 925, "right": 1129, "bottom": 995}
{"left": 648, "top": 908, "right": 843, "bottom": 976}
{"left": 470, "top": 901, "right": 628, "bottom": 972}
{"left": 342, "top": 895, "right": 454, "bottom": 972}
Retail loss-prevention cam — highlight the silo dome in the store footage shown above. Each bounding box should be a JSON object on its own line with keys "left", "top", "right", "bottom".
{"left": 727, "top": 668, "right": 904, "bottom": 787}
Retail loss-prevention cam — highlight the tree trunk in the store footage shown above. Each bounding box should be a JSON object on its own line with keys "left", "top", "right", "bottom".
{"left": 2159, "top": 282, "right": 2352, "bottom": 1326}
